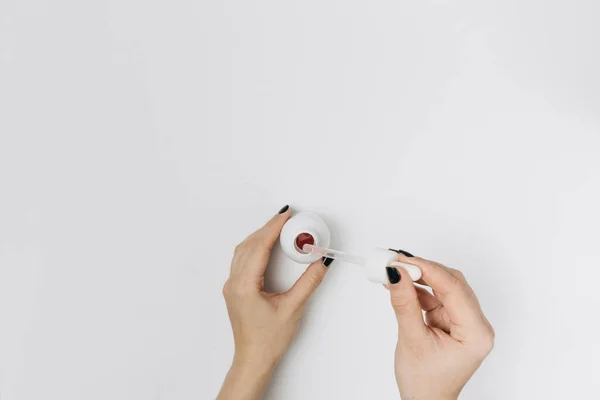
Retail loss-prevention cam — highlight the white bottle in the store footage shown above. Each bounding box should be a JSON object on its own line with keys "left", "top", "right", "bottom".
{"left": 279, "top": 212, "right": 331, "bottom": 264}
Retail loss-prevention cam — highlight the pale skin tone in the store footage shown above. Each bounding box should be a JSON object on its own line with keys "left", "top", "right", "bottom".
{"left": 218, "top": 207, "right": 494, "bottom": 400}
{"left": 387, "top": 255, "right": 495, "bottom": 400}
{"left": 218, "top": 207, "right": 330, "bottom": 400}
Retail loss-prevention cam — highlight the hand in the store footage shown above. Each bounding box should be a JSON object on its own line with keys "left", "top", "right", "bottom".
{"left": 386, "top": 252, "right": 494, "bottom": 400}
{"left": 217, "top": 206, "right": 332, "bottom": 400}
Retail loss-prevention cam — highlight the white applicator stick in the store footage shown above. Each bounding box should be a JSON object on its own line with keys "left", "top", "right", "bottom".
{"left": 303, "top": 244, "right": 422, "bottom": 283}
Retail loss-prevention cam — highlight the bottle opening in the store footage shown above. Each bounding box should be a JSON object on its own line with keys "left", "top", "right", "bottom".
{"left": 295, "top": 233, "right": 315, "bottom": 254}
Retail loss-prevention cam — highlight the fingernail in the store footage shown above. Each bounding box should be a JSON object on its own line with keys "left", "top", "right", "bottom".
{"left": 386, "top": 267, "right": 401, "bottom": 284}
{"left": 389, "top": 248, "right": 414, "bottom": 257}
{"left": 278, "top": 205, "right": 289, "bottom": 214}
{"left": 322, "top": 257, "right": 334, "bottom": 267}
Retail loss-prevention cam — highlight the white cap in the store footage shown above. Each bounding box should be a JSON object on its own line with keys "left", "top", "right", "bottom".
{"left": 364, "top": 248, "right": 422, "bottom": 284}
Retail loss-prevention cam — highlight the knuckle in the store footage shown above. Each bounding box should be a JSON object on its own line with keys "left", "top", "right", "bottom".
{"left": 308, "top": 273, "right": 324, "bottom": 289}
{"left": 481, "top": 332, "right": 495, "bottom": 353}
{"left": 222, "top": 280, "right": 232, "bottom": 297}
{"left": 233, "top": 242, "right": 245, "bottom": 255}
{"left": 222, "top": 280, "right": 248, "bottom": 298}
{"left": 391, "top": 294, "right": 415, "bottom": 314}
{"left": 474, "top": 327, "right": 495, "bottom": 356}
{"left": 487, "top": 323, "right": 496, "bottom": 342}
{"left": 450, "top": 275, "right": 466, "bottom": 291}
{"left": 450, "top": 268, "right": 465, "bottom": 280}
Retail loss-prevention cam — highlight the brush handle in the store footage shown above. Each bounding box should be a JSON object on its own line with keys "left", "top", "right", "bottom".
{"left": 302, "top": 244, "right": 366, "bottom": 266}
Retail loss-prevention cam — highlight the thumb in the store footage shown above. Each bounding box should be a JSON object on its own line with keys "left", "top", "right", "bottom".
{"left": 387, "top": 266, "right": 427, "bottom": 341}
{"left": 284, "top": 258, "right": 332, "bottom": 308}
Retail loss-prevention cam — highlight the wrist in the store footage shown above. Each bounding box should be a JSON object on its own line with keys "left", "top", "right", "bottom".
{"left": 399, "top": 386, "right": 459, "bottom": 400}
{"left": 217, "top": 355, "right": 277, "bottom": 400}
{"left": 232, "top": 352, "right": 278, "bottom": 377}
{"left": 233, "top": 344, "right": 282, "bottom": 373}
{"left": 401, "top": 395, "right": 458, "bottom": 400}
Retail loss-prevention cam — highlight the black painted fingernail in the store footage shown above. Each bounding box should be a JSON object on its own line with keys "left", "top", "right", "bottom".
{"left": 386, "top": 267, "right": 401, "bottom": 284}
{"left": 322, "top": 257, "right": 334, "bottom": 267}
{"left": 278, "top": 205, "right": 289, "bottom": 214}
{"left": 389, "top": 248, "right": 414, "bottom": 257}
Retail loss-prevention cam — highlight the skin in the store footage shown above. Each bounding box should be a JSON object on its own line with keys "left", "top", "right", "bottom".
{"left": 218, "top": 207, "right": 494, "bottom": 400}
{"left": 387, "top": 255, "right": 495, "bottom": 400}
{"left": 217, "top": 207, "right": 329, "bottom": 400}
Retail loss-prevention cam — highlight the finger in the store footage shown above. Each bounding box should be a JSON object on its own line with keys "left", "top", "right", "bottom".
{"left": 396, "top": 254, "right": 485, "bottom": 334}
{"left": 389, "top": 248, "right": 415, "bottom": 257}
{"left": 414, "top": 285, "right": 441, "bottom": 312}
{"left": 284, "top": 258, "right": 331, "bottom": 308}
{"left": 431, "top": 260, "right": 468, "bottom": 284}
{"left": 425, "top": 307, "right": 452, "bottom": 334}
{"left": 414, "top": 286, "right": 452, "bottom": 332}
{"left": 413, "top": 261, "right": 467, "bottom": 286}
{"left": 389, "top": 248, "right": 422, "bottom": 282}
{"left": 256, "top": 205, "right": 292, "bottom": 250}
{"left": 387, "top": 266, "right": 427, "bottom": 341}
{"left": 236, "top": 205, "right": 291, "bottom": 278}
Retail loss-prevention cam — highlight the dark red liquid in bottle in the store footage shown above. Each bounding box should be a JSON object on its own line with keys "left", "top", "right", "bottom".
{"left": 295, "top": 233, "right": 315, "bottom": 253}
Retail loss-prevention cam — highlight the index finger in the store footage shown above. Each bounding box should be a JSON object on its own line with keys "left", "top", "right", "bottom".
{"left": 396, "top": 254, "right": 486, "bottom": 334}
{"left": 234, "top": 205, "right": 291, "bottom": 279}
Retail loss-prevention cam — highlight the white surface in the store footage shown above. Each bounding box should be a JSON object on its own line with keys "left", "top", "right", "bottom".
{"left": 1, "top": 0, "right": 599, "bottom": 399}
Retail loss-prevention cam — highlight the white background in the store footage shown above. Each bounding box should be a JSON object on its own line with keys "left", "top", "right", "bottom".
{"left": 1, "top": 0, "right": 599, "bottom": 399}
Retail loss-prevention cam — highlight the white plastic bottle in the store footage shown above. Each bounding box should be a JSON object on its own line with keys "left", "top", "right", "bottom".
{"left": 279, "top": 212, "right": 331, "bottom": 263}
